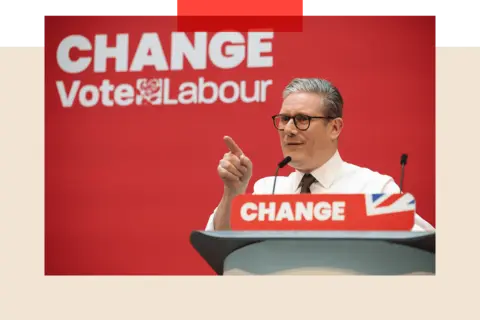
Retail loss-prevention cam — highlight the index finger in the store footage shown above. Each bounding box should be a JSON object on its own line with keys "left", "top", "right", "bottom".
{"left": 223, "top": 136, "right": 243, "bottom": 156}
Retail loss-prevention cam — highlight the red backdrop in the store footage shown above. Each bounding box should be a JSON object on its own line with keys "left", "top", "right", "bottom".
{"left": 45, "top": 16, "right": 435, "bottom": 275}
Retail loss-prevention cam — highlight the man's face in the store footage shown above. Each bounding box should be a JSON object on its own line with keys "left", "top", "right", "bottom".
{"left": 277, "top": 92, "right": 342, "bottom": 172}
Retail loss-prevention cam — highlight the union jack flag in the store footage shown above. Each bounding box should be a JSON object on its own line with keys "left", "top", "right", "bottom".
{"left": 365, "top": 193, "right": 415, "bottom": 216}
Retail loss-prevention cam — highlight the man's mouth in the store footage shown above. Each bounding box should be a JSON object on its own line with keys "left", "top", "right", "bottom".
{"left": 286, "top": 142, "right": 304, "bottom": 146}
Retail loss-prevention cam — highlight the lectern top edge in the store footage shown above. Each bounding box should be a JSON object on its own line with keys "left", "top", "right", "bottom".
{"left": 189, "top": 231, "right": 435, "bottom": 275}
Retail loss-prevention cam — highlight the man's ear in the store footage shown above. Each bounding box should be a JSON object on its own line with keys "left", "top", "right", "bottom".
{"left": 330, "top": 118, "right": 344, "bottom": 140}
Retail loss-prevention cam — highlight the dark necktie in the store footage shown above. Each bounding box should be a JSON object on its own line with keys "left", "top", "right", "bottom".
{"left": 299, "top": 173, "right": 317, "bottom": 194}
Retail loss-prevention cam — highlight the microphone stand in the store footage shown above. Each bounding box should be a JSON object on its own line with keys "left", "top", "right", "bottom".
{"left": 399, "top": 154, "right": 408, "bottom": 193}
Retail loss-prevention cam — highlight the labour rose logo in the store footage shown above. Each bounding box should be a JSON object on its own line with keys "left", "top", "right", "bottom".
{"left": 137, "top": 79, "right": 162, "bottom": 105}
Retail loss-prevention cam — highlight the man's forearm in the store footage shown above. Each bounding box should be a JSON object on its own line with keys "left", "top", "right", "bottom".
{"left": 213, "top": 193, "right": 235, "bottom": 230}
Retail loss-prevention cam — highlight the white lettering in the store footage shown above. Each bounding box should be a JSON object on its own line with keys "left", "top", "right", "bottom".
{"left": 100, "top": 79, "right": 115, "bottom": 107}
{"left": 219, "top": 81, "right": 240, "bottom": 104}
{"left": 295, "top": 202, "right": 314, "bottom": 221}
{"left": 198, "top": 77, "right": 219, "bottom": 104}
{"left": 163, "top": 79, "right": 178, "bottom": 105}
{"left": 56, "top": 80, "right": 81, "bottom": 107}
{"left": 57, "top": 35, "right": 92, "bottom": 74}
{"left": 332, "top": 202, "right": 346, "bottom": 221}
{"left": 130, "top": 33, "right": 169, "bottom": 72}
{"left": 240, "top": 202, "right": 258, "bottom": 222}
{"left": 114, "top": 84, "right": 134, "bottom": 106}
{"left": 57, "top": 31, "right": 275, "bottom": 74}
{"left": 56, "top": 78, "right": 273, "bottom": 107}
{"left": 209, "top": 32, "right": 245, "bottom": 69}
{"left": 238, "top": 201, "right": 347, "bottom": 222}
{"left": 94, "top": 34, "right": 129, "bottom": 72}
{"left": 276, "top": 202, "right": 294, "bottom": 221}
{"left": 171, "top": 32, "right": 207, "bottom": 71}
{"left": 178, "top": 82, "right": 197, "bottom": 104}
{"left": 247, "top": 32, "right": 274, "bottom": 68}
{"left": 258, "top": 202, "right": 276, "bottom": 221}
{"left": 260, "top": 80, "right": 273, "bottom": 102}
{"left": 78, "top": 84, "right": 99, "bottom": 107}
{"left": 313, "top": 202, "right": 346, "bottom": 221}
{"left": 240, "top": 80, "right": 260, "bottom": 103}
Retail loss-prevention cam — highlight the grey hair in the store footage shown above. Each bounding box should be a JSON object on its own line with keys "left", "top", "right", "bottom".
{"left": 282, "top": 78, "right": 344, "bottom": 118}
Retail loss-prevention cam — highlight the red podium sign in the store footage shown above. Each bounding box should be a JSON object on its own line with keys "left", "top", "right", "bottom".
{"left": 230, "top": 193, "right": 416, "bottom": 231}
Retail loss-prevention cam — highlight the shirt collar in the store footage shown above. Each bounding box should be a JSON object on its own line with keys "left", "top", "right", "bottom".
{"left": 293, "top": 150, "right": 344, "bottom": 191}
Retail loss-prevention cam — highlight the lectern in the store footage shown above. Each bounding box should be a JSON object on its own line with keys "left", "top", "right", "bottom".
{"left": 191, "top": 193, "right": 435, "bottom": 275}
{"left": 190, "top": 231, "right": 435, "bottom": 275}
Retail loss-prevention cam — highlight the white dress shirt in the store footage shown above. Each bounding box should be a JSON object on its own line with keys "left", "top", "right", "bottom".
{"left": 205, "top": 150, "right": 435, "bottom": 231}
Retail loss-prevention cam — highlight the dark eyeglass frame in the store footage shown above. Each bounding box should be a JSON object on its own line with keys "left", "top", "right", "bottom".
{"left": 271, "top": 114, "right": 335, "bottom": 131}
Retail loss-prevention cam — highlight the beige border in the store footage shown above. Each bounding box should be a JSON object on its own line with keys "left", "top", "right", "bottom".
{"left": 0, "top": 47, "right": 476, "bottom": 318}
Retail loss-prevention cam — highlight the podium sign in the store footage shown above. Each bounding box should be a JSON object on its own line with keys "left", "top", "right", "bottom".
{"left": 230, "top": 193, "right": 415, "bottom": 231}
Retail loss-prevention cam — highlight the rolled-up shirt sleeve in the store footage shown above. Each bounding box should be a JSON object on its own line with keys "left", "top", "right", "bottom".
{"left": 205, "top": 183, "right": 261, "bottom": 231}
{"left": 205, "top": 209, "right": 216, "bottom": 231}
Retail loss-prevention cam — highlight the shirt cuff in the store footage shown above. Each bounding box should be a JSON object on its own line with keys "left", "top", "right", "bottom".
{"left": 205, "top": 212, "right": 216, "bottom": 231}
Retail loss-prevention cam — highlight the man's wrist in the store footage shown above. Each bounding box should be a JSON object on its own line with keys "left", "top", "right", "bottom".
{"left": 222, "top": 190, "right": 239, "bottom": 201}
{"left": 222, "top": 186, "right": 248, "bottom": 200}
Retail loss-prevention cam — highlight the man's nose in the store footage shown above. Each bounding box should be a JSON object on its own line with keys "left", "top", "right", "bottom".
{"left": 284, "top": 118, "right": 297, "bottom": 136}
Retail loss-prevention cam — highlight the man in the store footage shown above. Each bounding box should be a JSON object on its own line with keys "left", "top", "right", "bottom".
{"left": 205, "top": 78, "right": 434, "bottom": 231}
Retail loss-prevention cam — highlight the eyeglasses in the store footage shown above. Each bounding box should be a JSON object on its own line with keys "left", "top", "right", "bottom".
{"left": 272, "top": 114, "right": 334, "bottom": 131}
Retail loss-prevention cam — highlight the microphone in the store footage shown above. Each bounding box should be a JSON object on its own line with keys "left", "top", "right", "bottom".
{"left": 272, "top": 156, "right": 292, "bottom": 194}
{"left": 399, "top": 153, "right": 408, "bottom": 192}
